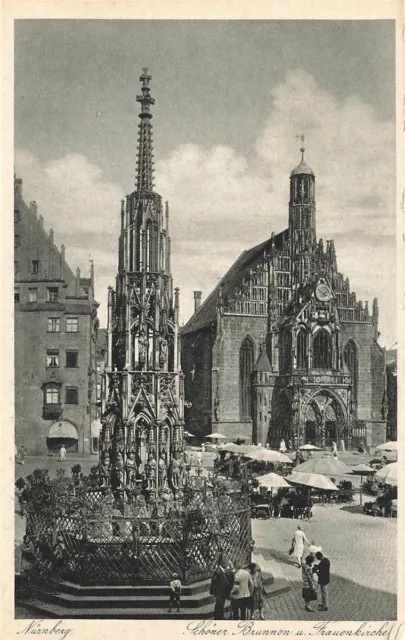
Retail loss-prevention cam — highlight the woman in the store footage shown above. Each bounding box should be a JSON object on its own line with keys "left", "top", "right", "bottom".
{"left": 21, "top": 535, "right": 35, "bottom": 575}
{"left": 301, "top": 555, "right": 317, "bottom": 612}
{"left": 248, "top": 563, "right": 265, "bottom": 620}
{"left": 292, "top": 525, "right": 309, "bottom": 567}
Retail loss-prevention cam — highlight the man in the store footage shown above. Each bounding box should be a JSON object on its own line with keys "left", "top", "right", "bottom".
{"left": 210, "top": 558, "right": 235, "bottom": 620}
{"left": 313, "top": 551, "right": 330, "bottom": 611}
{"left": 230, "top": 564, "right": 254, "bottom": 620}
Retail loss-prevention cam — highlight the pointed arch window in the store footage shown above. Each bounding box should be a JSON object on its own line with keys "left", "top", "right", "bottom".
{"left": 280, "top": 331, "right": 292, "bottom": 373}
{"left": 240, "top": 337, "right": 254, "bottom": 421}
{"left": 344, "top": 340, "right": 358, "bottom": 406}
{"left": 313, "top": 329, "right": 332, "bottom": 369}
{"left": 297, "top": 330, "right": 307, "bottom": 369}
{"left": 146, "top": 222, "right": 152, "bottom": 271}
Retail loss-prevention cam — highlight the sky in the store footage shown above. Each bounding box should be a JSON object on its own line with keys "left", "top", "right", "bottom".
{"left": 14, "top": 20, "right": 396, "bottom": 346}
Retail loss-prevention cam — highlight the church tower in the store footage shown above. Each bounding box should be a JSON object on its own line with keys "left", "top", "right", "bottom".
{"left": 101, "top": 69, "right": 184, "bottom": 506}
{"left": 289, "top": 136, "right": 317, "bottom": 288}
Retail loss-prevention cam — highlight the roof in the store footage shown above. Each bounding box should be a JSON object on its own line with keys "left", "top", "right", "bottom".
{"left": 290, "top": 159, "right": 315, "bottom": 177}
{"left": 181, "top": 229, "right": 288, "bottom": 335}
{"left": 254, "top": 347, "right": 271, "bottom": 372}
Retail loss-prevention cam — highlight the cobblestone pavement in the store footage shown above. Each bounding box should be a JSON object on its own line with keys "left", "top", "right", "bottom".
{"left": 252, "top": 497, "right": 397, "bottom": 621}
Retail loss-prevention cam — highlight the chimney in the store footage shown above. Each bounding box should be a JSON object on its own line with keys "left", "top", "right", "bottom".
{"left": 76, "top": 267, "right": 81, "bottom": 297}
{"left": 14, "top": 175, "right": 23, "bottom": 197}
{"left": 49, "top": 228, "right": 54, "bottom": 244}
{"left": 194, "top": 291, "right": 202, "bottom": 314}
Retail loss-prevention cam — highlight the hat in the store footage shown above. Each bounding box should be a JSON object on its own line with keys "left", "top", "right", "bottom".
{"left": 172, "top": 572, "right": 179, "bottom": 578}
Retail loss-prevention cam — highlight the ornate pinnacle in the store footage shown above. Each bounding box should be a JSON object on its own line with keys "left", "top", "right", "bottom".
{"left": 135, "top": 68, "right": 155, "bottom": 193}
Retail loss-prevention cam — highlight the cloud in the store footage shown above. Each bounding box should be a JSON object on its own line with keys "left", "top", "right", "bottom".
{"left": 15, "top": 69, "right": 396, "bottom": 345}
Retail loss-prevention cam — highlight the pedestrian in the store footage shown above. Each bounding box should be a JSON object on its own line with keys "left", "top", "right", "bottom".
{"left": 210, "top": 557, "right": 235, "bottom": 619}
{"left": 308, "top": 540, "right": 322, "bottom": 558}
{"left": 19, "top": 445, "right": 26, "bottom": 465}
{"left": 168, "top": 572, "right": 182, "bottom": 613}
{"left": 52, "top": 535, "right": 67, "bottom": 572}
{"left": 248, "top": 563, "right": 265, "bottom": 620}
{"left": 332, "top": 442, "right": 337, "bottom": 456}
{"left": 230, "top": 564, "right": 254, "bottom": 620}
{"left": 291, "top": 525, "right": 309, "bottom": 567}
{"left": 21, "top": 535, "right": 35, "bottom": 574}
{"left": 279, "top": 439, "right": 287, "bottom": 453}
{"left": 340, "top": 439, "right": 345, "bottom": 452}
{"left": 59, "top": 444, "right": 66, "bottom": 462}
{"left": 301, "top": 555, "right": 317, "bottom": 612}
{"left": 313, "top": 551, "right": 330, "bottom": 611}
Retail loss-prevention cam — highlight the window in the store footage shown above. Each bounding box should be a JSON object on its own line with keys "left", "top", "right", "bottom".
{"left": 313, "top": 329, "right": 332, "bottom": 369}
{"left": 47, "top": 287, "right": 59, "bottom": 302}
{"left": 45, "top": 385, "right": 60, "bottom": 404}
{"left": 29, "top": 288, "right": 37, "bottom": 303}
{"left": 14, "top": 288, "right": 20, "bottom": 302}
{"left": 344, "top": 340, "right": 358, "bottom": 407}
{"left": 66, "top": 317, "right": 78, "bottom": 333}
{"left": 65, "top": 386, "right": 78, "bottom": 404}
{"left": 14, "top": 261, "right": 19, "bottom": 276}
{"left": 240, "top": 337, "right": 254, "bottom": 420}
{"left": 280, "top": 331, "right": 292, "bottom": 373}
{"left": 92, "top": 437, "right": 99, "bottom": 452}
{"left": 14, "top": 234, "right": 21, "bottom": 249}
{"left": 31, "top": 260, "right": 39, "bottom": 274}
{"left": 46, "top": 350, "right": 59, "bottom": 367}
{"left": 297, "top": 331, "right": 307, "bottom": 369}
{"left": 96, "top": 382, "right": 101, "bottom": 401}
{"left": 14, "top": 208, "right": 20, "bottom": 223}
{"left": 66, "top": 351, "right": 78, "bottom": 368}
{"left": 48, "top": 317, "right": 60, "bottom": 333}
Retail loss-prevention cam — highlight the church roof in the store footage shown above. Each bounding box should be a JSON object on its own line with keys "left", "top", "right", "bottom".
{"left": 290, "top": 159, "right": 314, "bottom": 177}
{"left": 181, "top": 228, "right": 288, "bottom": 335}
{"left": 254, "top": 347, "right": 271, "bottom": 372}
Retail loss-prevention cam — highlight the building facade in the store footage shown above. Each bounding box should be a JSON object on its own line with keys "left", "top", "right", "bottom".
{"left": 181, "top": 144, "right": 388, "bottom": 450}
{"left": 14, "top": 176, "right": 99, "bottom": 455}
{"left": 99, "top": 69, "right": 185, "bottom": 502}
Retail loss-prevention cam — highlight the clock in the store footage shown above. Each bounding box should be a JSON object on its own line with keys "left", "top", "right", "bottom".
{"left": 316, "top": 283, "right": 332, "bottom": 302}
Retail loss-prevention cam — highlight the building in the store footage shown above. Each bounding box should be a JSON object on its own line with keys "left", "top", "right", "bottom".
{"left": 99, "top": 69, "right": 185, "bottom": 500}
{"left": 181, "top": 142, "right": 387, "bottom": 450}
{"left": 385, "top": 348, "right": 397, "bottom": 441}
{"left": 14, "top": 176, "right": 99, "bottom": 455}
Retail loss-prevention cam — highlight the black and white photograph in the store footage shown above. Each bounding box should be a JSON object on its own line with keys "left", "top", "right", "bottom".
{"left": 7, "top": 10, "right": 402, "bottom": 631}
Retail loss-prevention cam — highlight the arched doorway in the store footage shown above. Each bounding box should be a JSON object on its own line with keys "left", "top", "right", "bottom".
{"left": 304, "top": 392, "right": 346, "bottom": 448}
{"left": 47, "top": 420, "right": 79, "bottom": 453}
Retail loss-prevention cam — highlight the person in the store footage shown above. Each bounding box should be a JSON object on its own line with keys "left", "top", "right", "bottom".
{"left": 19, "top": 445, "right": 26, "bottom": 465}
{"left": 301, "top": 555, "right": 317, "bottom": 612}
{"left": 308, "top": 540, "right": 322, "bottom": 558}
{"left": 59, "top": 444, "right": 66, "bottom": 462}
{"left": 210, "top": 558, "right": 235, "bottom": 619}
{"left": 340, "top": 439, "right": 345, "bottom": 452}
{"left": 332, "top": 442, "right": 337, "bottom": 457}
{"left": 248, "top": 563, "right": 265, "bottom": 620}
{"left": 21, "top": 535, "right": 35, "bottom": 576}
{"left": 313, "top": 551, "right": 330, "bottom": 611}
{"left": 168, "top": 572, "right": 182, "bottom": 613}
{"left": 230, "top": 565, "right": 254, "bottom": 620}
{"left": 292, "top": 525, "right": 309, "bottom": 567}
{"left": 52, "top": 535, "right": 67, "bottom": 572}
{"left": 279, "top": 439, "right": 287, "bottom": 453}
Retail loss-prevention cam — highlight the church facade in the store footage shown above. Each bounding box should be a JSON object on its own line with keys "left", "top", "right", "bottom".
{"left": 181, "top": 145, "right": 387, "bottom": 450}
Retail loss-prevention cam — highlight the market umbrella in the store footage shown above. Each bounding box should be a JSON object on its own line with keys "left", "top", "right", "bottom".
{"left": 299, "top": 444, "right": 322, "bottom": 451}
{"left": 205, "top": 432, "right": 227, "bottom": 440}
{"left": 245, "top": 449, "right": 293, "bottom": 464}
{"left": 294, "top": 456, "right": 351, "bottom": 476}
{"left": 285, "top": 471, "right": 337, "bottom": 492}
{"left": 351, "top": 463, "right": 376, "bottom": 506}
{"left": 183, "top": 431, "right": 196, "bottom": 438}
{"left": 219, "top": 443, "right": 241, "bottom": 453}
{"left": 375, "top": 441, "right": 397, "bottom": 452}
{"left": 235, "top": 444, "right": 260, "bottom": 455}
{"left": 375, "top": 462, "right": 398, "bottom": 486}
{"left": 257, "top": 473, "right": 291, "bottom": 489}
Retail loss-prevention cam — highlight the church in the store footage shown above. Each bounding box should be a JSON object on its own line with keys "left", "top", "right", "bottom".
{"left": 181, "top": 142, "right": 387, "bottom": 450}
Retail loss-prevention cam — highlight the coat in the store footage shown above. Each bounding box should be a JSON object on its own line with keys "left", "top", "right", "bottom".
{"left": 314, "top": 557, "right": 330, "bottom": 586}
{"left": 210, "top": 566, "right": 235, "bottom": 600}
{"left": 293, "top": 529, "right": 309, "bottom": 557}
{"left": 231, "top": 568, "right": 254, "bottom": 600}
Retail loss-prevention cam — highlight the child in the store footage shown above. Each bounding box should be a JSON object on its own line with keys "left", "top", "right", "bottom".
{"left": 248, "top": 563, "right": 265, "bottom": 620}
{"left": 169, "top": 572, "right": 182, "bottom": 613}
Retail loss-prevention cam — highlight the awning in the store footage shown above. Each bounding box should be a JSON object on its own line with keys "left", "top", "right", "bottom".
{"left": 91, "top": 419, "right": 102, "bottom": 438}
{"left": 48, "top": 420, "right": 78, "bottom": 440}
